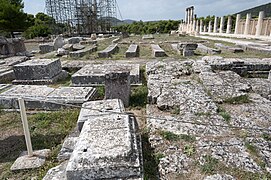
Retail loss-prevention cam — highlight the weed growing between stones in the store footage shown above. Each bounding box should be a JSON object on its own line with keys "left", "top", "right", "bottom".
{"left": 95, "top": 86, "right": 105, "bottom": 100}
{"left": 200, "top": 155, "right": 219, "bottom": 174}
{"left": 141, "top": 131, "right": 160, "bottom": 180}
{"left": 159, "top": 131, "right": 196, "bottom": 143}
{"left": 183, "top": 144, "right": 195, "bottom": 157}
{"left": 224, "top": 94, "right": 251, "bottom": 104}
{"left": 217, "top": 106, "right": 231, "bottom": 122}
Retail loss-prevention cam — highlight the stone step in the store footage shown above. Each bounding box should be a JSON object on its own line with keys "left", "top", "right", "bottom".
{"left": 197, "top": 43, "right": 221, "bottom": 55}
{"left": 69, "top": 46, "right": 97, "bottom": 58}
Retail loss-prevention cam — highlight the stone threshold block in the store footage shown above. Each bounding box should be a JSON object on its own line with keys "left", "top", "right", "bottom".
{"left": 98, "top": 44, "right": 119, "bottom": 58}
{"left": 215, "top": 43, "right": 244, "bottom": 53}
{"left": 0, "top": 85, "right": 97, "bottom": 110}
{"left": 12, "top": 58, "right": 68, "bottom": 85}
{"left": 197, "top": 43, "right": 221, "bottom": 55}
{"left": 171, "top": 44, "right": 181, "bottom": 54}
{"left": 151, "top": 44, "right": 166, "bottom": 57}
{"left": 0, "top": 67, "right": 15, "bottom": 83}
{"left": 142, "top": 34, "right": 154, "bottom": 40}
{"left": 71, "top": 64, "right": 141, "bottom": 86}
{"left": 126, "top": 44, "right": 139, "bottom": 58}
{"left": 66, "top": 113, "right": 143, "bottom": 180}
{"left": 69, "top": 46, "right": 97, "bottom": 58}
{"left": 11, "top": 149, "right": 51, "bottom": 171}
{"left": 77, "top": 99, "right": 125, "bottom": 132}
{"left": 0, "top": 84, "right": 12, "bottom": 92}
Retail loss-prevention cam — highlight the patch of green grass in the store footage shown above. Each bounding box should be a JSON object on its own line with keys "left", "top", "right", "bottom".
{"left": 217, "top": 106, "right": 231, "bottom": 122}
{"left": 224, "top": 94, "right": 251, "bottom": 104}
{"left": 183, "top": 144, "right": 196, "bottom": 157}
{"left": 200, "top": 155, "right": 219, "bottom": 174}
{"left": 160, "top": 131, "right": 180, "bottom": 141}
{"left": 130, "top": 85, "right": 148, "bottom": 108}
{"left": 95, "top": 86, "right": 105, "bottom": 100}
{"left": 195, "top": 112, "right": 211, "bottom": 116}
{"left": 245, "top": 142, "right": 258, "bottom": 156}
{"left": 180, "top": 134, "right": 196, "bottom": 143}
{"left": 262, "top": 133, "right": 271, "bottom": 141}
{"left": 0, "top": 109, "right": 79, "bottom": 179}
{"left": 170, "top": 106, "right": 180, "bottom": 115}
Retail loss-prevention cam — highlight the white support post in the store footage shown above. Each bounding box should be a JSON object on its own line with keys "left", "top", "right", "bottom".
{"left": 226, "top": 16, "right": 232, "bottom": 34}
{"left": 18, "top": 98, "right": 33, "bottom": 157}
{"left": 256, "top": 11, "right": 264, "bottom": 37}
{"left": 234, "top": 14, "right": 241, "bottom": 34}
{"left": 244, "top": 13, "right": 251, "bottom": 35}
{"left": 219, "top": 16, "right": 225, "bottom": 33}
{"left": 213, "top": 17, "right": 218, "bottom": 33}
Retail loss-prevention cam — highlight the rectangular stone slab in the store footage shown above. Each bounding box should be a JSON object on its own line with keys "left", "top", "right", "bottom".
{"left": 13, "top": 59, "right": 62, "bottom": 80}
{"left": 72, "top": 64, "right": 140, "bottom": 86}
{"left": 98, "top": 44, "right": 119, "bottom": 58}
{"left": 197, "top": 43, "right": 221, "bottom": 55}
{"left": 77, "top": 99, "right": 125, "bottom": 131}
{"left": 0, "top": 85, "right": 55, "bottom": 109}
{"left": 66, "top": 114, "right": 142, "bottom": 179}
{"left": 47, "top": 87, "right": 96, "bottom": 104}
{"left": 151, "top": 44, "right": 166, "bottom": 57}
{"left": 69, "top": 46, "right": 97, "bottom": 58}
{"left": 126, "top": 44, "right": 139, "bottom": 58}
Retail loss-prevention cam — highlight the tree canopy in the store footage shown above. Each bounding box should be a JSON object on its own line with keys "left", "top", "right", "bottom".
{"left": 0, "top": 0, "right": 28, "bottom": 37}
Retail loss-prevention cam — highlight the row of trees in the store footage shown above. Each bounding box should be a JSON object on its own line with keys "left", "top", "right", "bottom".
{"left": 0, "top": 0, "right": 57, "bottom": 38}
{"left": 114, "top": 20, "right": 181, "bottom": 34}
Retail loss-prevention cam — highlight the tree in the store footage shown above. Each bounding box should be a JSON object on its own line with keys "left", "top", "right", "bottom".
{"left": 0, "top": 0, "right": 28, "bottom": 37}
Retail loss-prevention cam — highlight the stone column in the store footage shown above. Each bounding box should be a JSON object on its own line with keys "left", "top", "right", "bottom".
{"left": 185, "top": 8, "right": 188, "bottom": 24}
{"left": 244, "top": 13, "right": 251, "bottom": 35}
{"left": 226, "top": 16, "right": 232, "bottom": 34}
{"left": 208, "top": 21, "right": 212, "bottom": 33}
{"left": 204, "top": 25, "right": 207, "bottom": 32}
{"left": 105, "top": 71, "right": 131, "bottom": 107}
{"left": 196, "top": 20, "right": 199, "bottom": 33}
{"left": 191, "top": 7, "right": 194, "bottom": 24}
{"left": 213, "top": 17, "right": 218, "bottom": 33}
{"left": 256, "top": 11, "right": 264, "bottom": 37}
{"left": 268, "top": 70, "right": 271, "bottom": 81}
{"left": 234, "top": 14, "right": 241, "bottom": 34}
{"left": 219, "top": 16, "right": 225, "bottom": 33}
{"left": 200, "top": 20, "right": 203, "bottom": 33}
{"left": 192, "top": 17, "right": 196, "bottom": 32}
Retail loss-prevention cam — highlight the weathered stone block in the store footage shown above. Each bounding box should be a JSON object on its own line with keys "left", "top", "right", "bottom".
{"left": 151, "top": 44, "right": 166, "bottom": 57}
{"left": 126, "top": 44, "right": 139, "bottom": 58}
{"left": 69, "top": 46, "right": 97, "bottom": 58}
{"left": 105, "top": 71, "right": 131, "bottom": 107}
{"left": 39, "top": 43, "right": 54, "bottom": 54}
{"left": 53, "top": 36, "right": 65, "bottom": 50}
{"left": 47, "top": 87, "right": 96, "bottom": 104}
{"left": 4, "top": 56, "right": 29, "bottom": 66}
{"left": 98, "top": 44, "right": 119, "bottom": 58}
{"left": 197, "top": 43, "right": 221, "bottom": 55}
{"left": 178, "top": 43, "right": 198, "bottom": 50}
{"left": 67, "top": 37, "right": 82, "bottom": 44}
{"left": 72, "top": 64, "right": 140, "bottom": 86}
{"left": 269, "top": 70, "right": 271, "bottom": 81}
{"left": 77, "top": 99, "right": 125, "bottom": 131}
{"left": 66, "top": 113, "right": 143, "bottom": 180}
{"left": 13, "top": 59, "right": 62, "bottom": 80}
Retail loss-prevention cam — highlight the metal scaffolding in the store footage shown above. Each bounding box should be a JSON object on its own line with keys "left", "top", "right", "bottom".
{"left": 45, "top": 0, "right": 117, "bottom": 35}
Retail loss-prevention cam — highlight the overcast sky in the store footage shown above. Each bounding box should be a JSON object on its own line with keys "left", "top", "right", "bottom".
{"left": 23, "top": 0, "right": 269, "bottom": 21}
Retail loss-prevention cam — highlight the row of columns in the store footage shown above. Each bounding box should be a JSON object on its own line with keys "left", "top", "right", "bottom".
{"left": 180, "top": 10, "right": 269, "bottom": 37}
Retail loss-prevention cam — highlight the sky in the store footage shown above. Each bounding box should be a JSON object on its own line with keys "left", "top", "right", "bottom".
{"left": 23, "top": 0, "right": 270, "bottom": 21}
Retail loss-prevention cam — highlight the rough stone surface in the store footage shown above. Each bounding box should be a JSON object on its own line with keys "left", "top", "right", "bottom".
{"left": 145, "top": 59, "right": 271, "bottom": 179}
{"left": 204, "top": 174, "right": 236, "bottom": 180}
{"left": 0, "top": 37, "right": 27, "bottom": 56}
{"left": 126, "top": 44, "right": 139, "bottom": 58}
{"left": 4, "top": 56, "right": 29, "bottom": 66}
{"left": 0, "top": 84, "right": 12, "bottom": 92}
{"left": 57, "top": 48, "right": 69, "bottom": 56}
{"left": 72, "top": 44, "right": 85, "bottom": 51}
{"left": 98, "top": 44, "right": 119, "bottom": 58}
{"left": 77, "top": 99, "right": 125, "bottom": 132}
{"left": 53, "top": 36, "right": 65, "bottom": 50}
{"left": 43, "top": 161, "right": 68, "bottom": 180}
{"left": 151, "top": 44, "right": 166, "bottom": 57}
{"left": 66, "top": 113, "right": 143, "bottom": 180}
{"left": 72, "top": 63, "right": 140, "bottom": 86}
{"left": 10, "top": 149, "right": 51, "bottom": 171}
{"left": 105, "top": 71, "right": 131, "bottom": 107}
{"left": 67, "top": 37, "right": 82, "bottom": 44}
